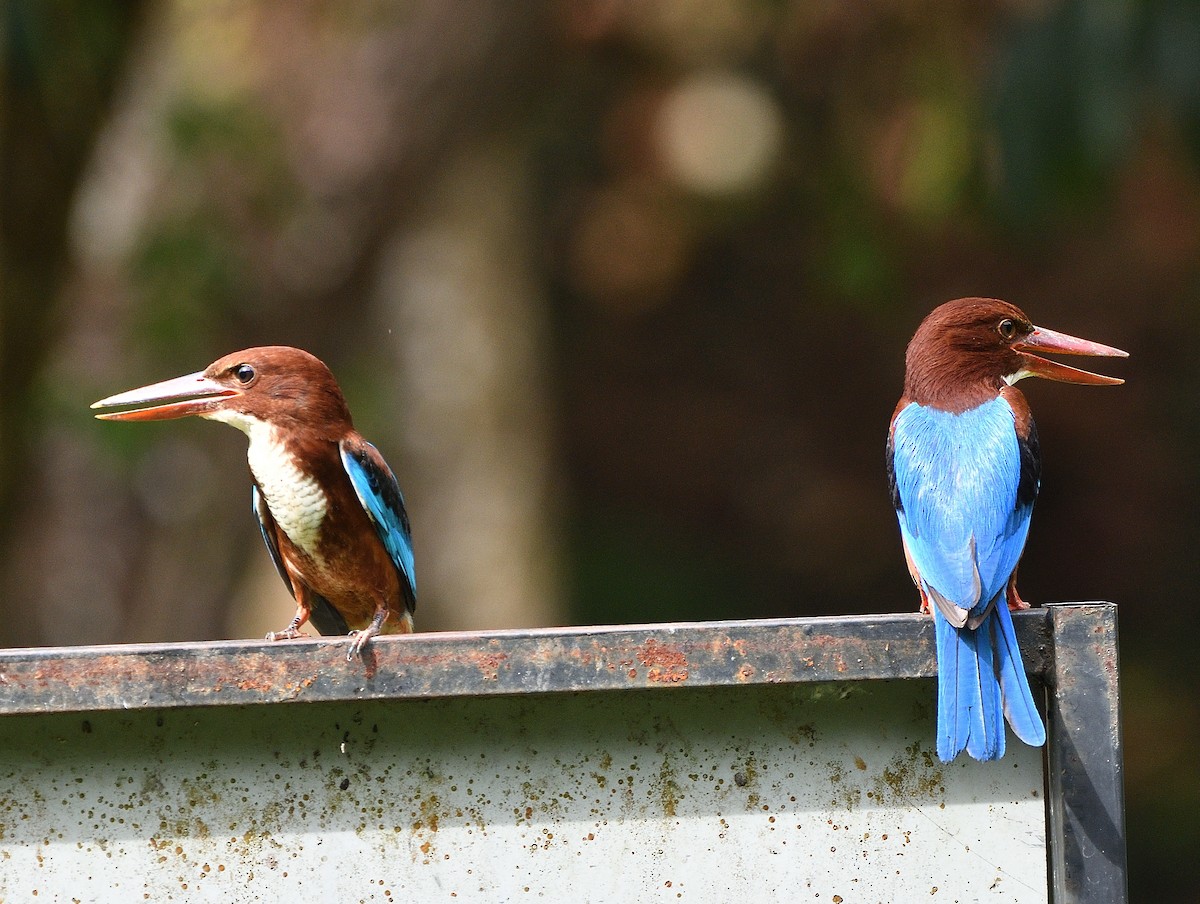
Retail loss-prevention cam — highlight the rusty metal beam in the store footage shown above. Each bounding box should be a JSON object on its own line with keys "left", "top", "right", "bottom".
{"left": 0, "top": 610, "right": 1052, "bottom": 715}
{"left": 0, "top": 605, "right": 1126, "bottom": 903}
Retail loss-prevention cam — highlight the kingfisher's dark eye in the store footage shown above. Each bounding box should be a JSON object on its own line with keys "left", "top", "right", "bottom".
{"left": 997, "top": 319, "right": 1017, "bottom": 340}
{"left": 234, "top": 364, "right": 256, "bottom": 384}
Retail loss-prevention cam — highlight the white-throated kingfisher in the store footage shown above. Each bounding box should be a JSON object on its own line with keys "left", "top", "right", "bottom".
{"left": 887, "top": 298, "right": 1125, "bottom": 762}
{"left": 92, "top": 347, "right": 416, "bottom": 661}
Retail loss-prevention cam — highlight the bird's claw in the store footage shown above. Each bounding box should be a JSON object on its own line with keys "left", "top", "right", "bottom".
{"left": 346, "top": 629, "right": 369, "bottom": 661}
{"left": 266, "top": 626, "right": 304, "bottom": 641}
{"left": 346, "top": 608, "right": 389, "bottom": 661}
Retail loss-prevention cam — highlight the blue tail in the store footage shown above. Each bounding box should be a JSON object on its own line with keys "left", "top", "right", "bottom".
{"left": 993, "top": 603, "right": 1047, "bottom": 747}
{"left": 933, "top": 601, "right": 1046, "bottom": 762}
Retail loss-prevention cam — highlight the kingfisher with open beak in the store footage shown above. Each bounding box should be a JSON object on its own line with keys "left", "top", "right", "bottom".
{"left": 92, "top": 347, "right": 416, "bottom": 661}
{"left": 887, "top": 298, "right": 1126, "bottom": 762}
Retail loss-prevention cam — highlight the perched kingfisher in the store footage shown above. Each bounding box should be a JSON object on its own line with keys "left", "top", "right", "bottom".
{"left": 92, "top": 347, "right": 416, "bottom": 661}
{"left": 887, "top": 298, "right": 1125, "bottom": 762}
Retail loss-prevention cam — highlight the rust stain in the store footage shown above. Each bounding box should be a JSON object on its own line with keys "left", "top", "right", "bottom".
{"left": 234, "top": 676, "right": 275, "bottom": 693}
{"left": 569, "top": 648, "right": 595, "bottom": 667}
{"left": 465, "top": 651, "right": 508, "bottom": 681}
{"left": 647, "top": 668, "right": 687, "bottom": 684}
{"left": 788, "top": 723, "right": 818, "bottom": 747}
{"left": 827, "top": 760, "right": 862, "bottom": 810}
{"left": 655, "top": 755, "right": 682, "bottom": 818}
{"left": 410, "top": 792, "right": 445, "bottom": 864}
{"left": 360, "top": 650, "right": 379, "bottom": 680}
{"left": 870, "top": 742, "right": 945, "bottom": 807}
{"left": 635, "top": 639, "right": 689, "bottom": 684}
{"left": 736, "top": 664, "right": 755, "bottom": 682}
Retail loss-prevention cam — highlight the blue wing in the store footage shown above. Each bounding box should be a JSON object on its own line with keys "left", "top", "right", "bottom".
{"left": 890, "top": 397, "right": 1034, "bottom": 624}
{"left": 252, "top": 483, "right": 350, "bottom": 636}
{"left": 339, "top": 436, "right": 417, "bottom": 611}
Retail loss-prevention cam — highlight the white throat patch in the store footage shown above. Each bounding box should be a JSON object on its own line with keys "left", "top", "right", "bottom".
{"left": 205, "top": 409, "right": 328, "bottom": 559}
{"left": 1003, "top": 369, "right": 1031, "bottom": 386}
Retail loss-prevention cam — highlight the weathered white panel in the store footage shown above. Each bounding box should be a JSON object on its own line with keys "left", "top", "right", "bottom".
{"left": 0, "top": 680, "right": 1046, "bottom": 902}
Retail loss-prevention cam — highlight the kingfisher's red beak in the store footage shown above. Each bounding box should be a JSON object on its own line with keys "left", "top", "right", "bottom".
{"left": 91, "top": 371, "right": 238, "bottom": 421}
{"left": 1013, "top": 325, "right": 1127, "bottom": 386}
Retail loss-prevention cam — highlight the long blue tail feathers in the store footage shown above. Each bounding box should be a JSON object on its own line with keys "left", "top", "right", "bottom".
{"left": 933, "top": 598, "right": 1046, "bottom": 762}
{"left": 993, "top": 602, "right": 1047, "bottom": 747}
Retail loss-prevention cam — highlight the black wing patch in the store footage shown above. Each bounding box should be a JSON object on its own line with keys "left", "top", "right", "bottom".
{"left": 1016, "top": 418, "right": 1041, "bottom": 510}
{"left": 253, "top": 483, "right": 291, "bottom": 594}
{"left": 886, "top": 430, "right": 903, "bottom": 513}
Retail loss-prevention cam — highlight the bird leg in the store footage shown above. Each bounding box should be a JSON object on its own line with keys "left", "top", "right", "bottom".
{"left": 916, "top": 585, "right": 932, "bottom": 615}
{"left": 347, "top": 605, "right": 389, "bottom": 661}
{"left": 267, "top": 603, "right": 310, "bottom": 641}
{"left": 901, "top": 540, "right": 931, "bottom": 613}
{"left": 1005, "top": 570, "right": 1031, "bottom": 612}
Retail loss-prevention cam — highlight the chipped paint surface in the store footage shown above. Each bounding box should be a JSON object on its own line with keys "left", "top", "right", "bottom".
{"left": 0, "top": 680, "right": 1045, "bottom": 902}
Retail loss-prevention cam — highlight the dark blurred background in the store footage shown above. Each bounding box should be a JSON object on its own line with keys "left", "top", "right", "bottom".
{"left": 1, "top": 0, "right": 1191, "bottom": 898}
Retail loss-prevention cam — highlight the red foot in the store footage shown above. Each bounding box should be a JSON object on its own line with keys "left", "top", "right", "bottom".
{"left": 1005, "top": 570, "right": 1031, "bottom": 611}
{"left": 1006, "top": 592, "right": 1031, "bottom": 612}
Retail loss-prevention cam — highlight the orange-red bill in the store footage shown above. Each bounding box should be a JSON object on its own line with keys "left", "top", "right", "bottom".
{"left": 91, "top": 372, "right": 237, "bottom": 421}
{"left": 1014, "top": 325, "right": 1128, "bottom": 385}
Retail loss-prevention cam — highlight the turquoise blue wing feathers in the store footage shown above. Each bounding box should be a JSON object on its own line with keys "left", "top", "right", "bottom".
{"left": 339, "top": 437, "right": 417, "bottom": 611}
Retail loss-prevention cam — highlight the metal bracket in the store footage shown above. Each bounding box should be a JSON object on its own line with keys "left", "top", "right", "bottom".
{"left": 1044, "top": 602, "right": 1128, "bottom": 902}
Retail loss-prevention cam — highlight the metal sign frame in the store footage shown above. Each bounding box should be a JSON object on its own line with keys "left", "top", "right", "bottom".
{"left": 0, "top": 602, "right": 1125, "bottom": 902}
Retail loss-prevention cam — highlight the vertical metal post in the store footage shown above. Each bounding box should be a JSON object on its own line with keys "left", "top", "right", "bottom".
{"left": 1044, "top": 602, "right": 1128, "bottom": 903}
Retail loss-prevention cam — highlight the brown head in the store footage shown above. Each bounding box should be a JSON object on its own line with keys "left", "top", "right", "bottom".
{"left": 903, "top": 297, "right": 1127, "bottom": 412}
{"left": 92, "top": 346, "right": 355, "bottom": 440}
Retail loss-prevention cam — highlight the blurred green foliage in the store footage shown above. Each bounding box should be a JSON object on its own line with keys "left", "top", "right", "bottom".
{"left": 131, "top": 210, "right": 242, "bottom": 356}
{"left": 129, "top": 98, "right": 296, "bottom": 366}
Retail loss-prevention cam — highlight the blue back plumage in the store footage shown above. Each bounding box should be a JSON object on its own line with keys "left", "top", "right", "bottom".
{"left": 339, "top": 438, "right": 417, "bottom": 606}
{"left": 890, "top": 396, "right": 1045, "bottom": 761}
{"left": 891, "top": 398, "right": 1033, "bottom": 617}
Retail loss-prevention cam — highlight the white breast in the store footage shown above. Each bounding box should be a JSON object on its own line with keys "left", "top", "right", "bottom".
{"left": 205, "top": 409, "right": 328, "bottom": 560}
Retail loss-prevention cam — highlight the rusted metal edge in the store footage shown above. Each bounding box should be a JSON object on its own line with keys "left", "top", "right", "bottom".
{"left": 0, "top": 609, "right": 1058, "bottom": 716}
